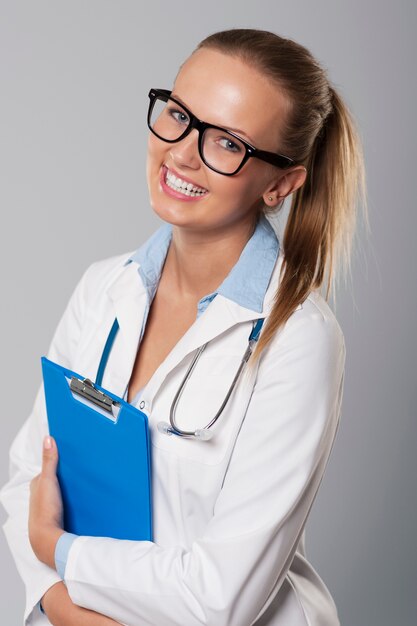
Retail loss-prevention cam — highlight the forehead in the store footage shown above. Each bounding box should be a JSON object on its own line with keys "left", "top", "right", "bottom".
{"left": 172, "top": 48, "right": 291, "bottom": 147}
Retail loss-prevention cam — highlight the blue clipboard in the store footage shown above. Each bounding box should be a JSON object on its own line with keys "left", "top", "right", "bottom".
{"left": 41, "top": 356, "right": 152, "bottom": 541}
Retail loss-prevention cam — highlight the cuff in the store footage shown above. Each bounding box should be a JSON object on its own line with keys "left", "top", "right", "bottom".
{"left": 55, "top": 532, "right": 78, "bottom": 579}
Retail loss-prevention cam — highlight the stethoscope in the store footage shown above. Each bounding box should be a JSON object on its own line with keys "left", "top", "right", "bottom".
{"left": 95, "top": 316, "right": 265, "bottom": 441}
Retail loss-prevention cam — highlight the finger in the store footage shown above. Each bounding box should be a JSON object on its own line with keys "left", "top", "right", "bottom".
{"left": 41, "top": 436, "right": 59, "bottom": 476}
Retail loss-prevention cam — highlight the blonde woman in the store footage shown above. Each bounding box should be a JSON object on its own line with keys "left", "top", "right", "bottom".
{"left": 1, "top": 28, "right": 365, "bottom": 625}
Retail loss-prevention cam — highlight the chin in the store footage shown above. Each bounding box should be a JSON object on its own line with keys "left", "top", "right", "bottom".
{"left": 150, "top": 199, "right": 194, "bottom": 229}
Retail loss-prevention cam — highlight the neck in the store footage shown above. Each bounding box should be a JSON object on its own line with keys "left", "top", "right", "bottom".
{"left": 162, "top": 217, "right": 257, "bottom": 300}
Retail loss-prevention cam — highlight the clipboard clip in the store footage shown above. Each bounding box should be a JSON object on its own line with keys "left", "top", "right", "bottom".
{"left": 70, "top": 377, "right": 120, "bottom": 414}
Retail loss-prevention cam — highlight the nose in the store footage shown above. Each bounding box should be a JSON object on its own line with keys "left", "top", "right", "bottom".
{"left": 169, "top": 128, "right": 201, "bottom": 170}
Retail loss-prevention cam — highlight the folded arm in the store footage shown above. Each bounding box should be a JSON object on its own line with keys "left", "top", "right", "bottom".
{"left": 59, "top": 310, "right": 345, "bottom": 626}
{"left": 0, "top": 262, "right": 123, "bottom": 625}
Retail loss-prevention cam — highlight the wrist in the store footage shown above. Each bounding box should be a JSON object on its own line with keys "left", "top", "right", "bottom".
{"left": 32, "top": 525, "right": 65, "bottom": 569}
{"left": 41, "top": 581, "right": 76, "bottom": 624}
{"left": 41, "top": 581, "right": 65, "bottom": 617}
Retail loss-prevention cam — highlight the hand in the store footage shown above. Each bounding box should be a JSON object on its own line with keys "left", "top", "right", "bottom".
{"left": 42, "top": 582, "right": 122, "bottom": 625}
{"left": 29, "top": 436, "right": 65, "bottom": 569}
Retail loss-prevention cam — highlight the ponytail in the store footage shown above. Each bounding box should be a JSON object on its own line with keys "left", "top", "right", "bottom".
{"left": 251, "top": 86, "right": 367, "bottom": 366}
{"left": 195, "top": 29, "right": 368, "bottom": 368}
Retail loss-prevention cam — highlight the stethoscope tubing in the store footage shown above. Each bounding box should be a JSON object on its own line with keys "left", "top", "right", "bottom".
{"left": 95, "top": 316, "right": 265, "bottom": 441}
{"left": 168, "top": 334, "right": 259, "bottom": 438}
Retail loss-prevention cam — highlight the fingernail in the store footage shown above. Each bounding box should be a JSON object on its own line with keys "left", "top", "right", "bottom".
{"left": 44, "top": 436, "right": 52, "bottom": 450}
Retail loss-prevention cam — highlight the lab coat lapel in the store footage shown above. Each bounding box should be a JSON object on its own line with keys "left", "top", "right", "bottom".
{"left": 99, "top": 249, "right": 284, "bottom": 401}
{"left": 143, "top": 252, "right": 285, "bottom": 403}
{"left": 102, "top": 262, "right": 148, "bottom": 397}
{"left": 102, "top": 264, "right": 260, "bottom": 401}
{"left": 155, "top": 248, "right": 285, "bottom": 372}
{"left": 142, "top": 294, "right": 265, "bottom": 405}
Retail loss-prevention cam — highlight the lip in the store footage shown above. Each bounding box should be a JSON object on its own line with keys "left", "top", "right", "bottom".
{"left": 160, "top": 165, "right": 209, "bottom": 202}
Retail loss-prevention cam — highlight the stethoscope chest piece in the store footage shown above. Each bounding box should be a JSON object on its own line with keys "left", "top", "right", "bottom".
{"left": 157, "top": 421, "right": 213, "bottom": 440}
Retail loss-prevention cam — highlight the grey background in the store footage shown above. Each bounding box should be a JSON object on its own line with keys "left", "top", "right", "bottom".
{"left": 1, "top": 1, "right": 416, "bottom": 625}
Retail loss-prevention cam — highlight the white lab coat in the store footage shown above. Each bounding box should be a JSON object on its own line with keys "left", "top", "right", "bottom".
{"left": 0, "top": 243, "right": 345, "bottom": 626}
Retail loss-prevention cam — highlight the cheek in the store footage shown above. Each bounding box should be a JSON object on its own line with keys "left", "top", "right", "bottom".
{"left": 147, "top": 134, "right": 166, "bottom": 170}
{"left": 146, "top": 136, "right": 165, "bottom": 187}
{"left": 217, "top": 169, "right": 267, "bottom": 205}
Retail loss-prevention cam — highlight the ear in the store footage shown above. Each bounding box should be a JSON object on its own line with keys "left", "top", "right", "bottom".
{"left": 262, "top": 166, "right": 307, "bottom": 207}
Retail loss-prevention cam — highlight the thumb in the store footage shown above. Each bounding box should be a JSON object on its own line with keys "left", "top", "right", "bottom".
{"left": 42, "top": 436, "right": 59, "bottom": 476}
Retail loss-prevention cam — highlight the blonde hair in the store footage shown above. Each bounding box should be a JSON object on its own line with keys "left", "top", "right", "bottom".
{"left": 194, "top": 28, "right": 368, "bottom": 367}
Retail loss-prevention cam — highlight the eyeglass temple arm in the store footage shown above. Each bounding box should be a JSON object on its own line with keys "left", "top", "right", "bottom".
{"left": 253, "top": 148, "right": 295, "bottom": 169}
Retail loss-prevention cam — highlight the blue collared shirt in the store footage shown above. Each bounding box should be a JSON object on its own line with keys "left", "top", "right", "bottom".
{"left": 53, "top": 214, "right": 280, "bottom": 579}
{"left": 128, "top": 213, "right": 279, "bottom": 316}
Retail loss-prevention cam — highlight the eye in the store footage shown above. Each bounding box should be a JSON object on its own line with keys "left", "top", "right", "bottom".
{"left": 217, "top": 136, "right": 243, "bottom": 153}
{"left": 167, "top": 106, "right": 190, "bottom": 125}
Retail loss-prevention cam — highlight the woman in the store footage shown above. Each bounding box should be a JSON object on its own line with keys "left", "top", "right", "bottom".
{"left": 0, "top": 28, "right": 365, "bottom": 625}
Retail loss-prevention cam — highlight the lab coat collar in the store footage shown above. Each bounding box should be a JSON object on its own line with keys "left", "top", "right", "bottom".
{"left": 102, "top": 261, "right": 149, "bottom": 396}
{"left": 104, "top": 220, "right": 283, "bottom": 398}
{"left": 103, "top": 246, "right": 285, "bottom": 399}
{"left": 218, "top": 214, "right": 280, "bottom": 312}
{"left": 125, "top": 214, "right": 280, "bottom": 314}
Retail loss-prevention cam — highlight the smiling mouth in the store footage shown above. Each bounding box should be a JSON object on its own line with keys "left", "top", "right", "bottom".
{"left": 163, "top": 166, "right": 209, "bottom": 197}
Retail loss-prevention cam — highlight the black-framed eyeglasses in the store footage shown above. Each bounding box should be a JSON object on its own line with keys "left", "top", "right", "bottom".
{"left": 147, "top": 88, "right": 297, "bottom": 176}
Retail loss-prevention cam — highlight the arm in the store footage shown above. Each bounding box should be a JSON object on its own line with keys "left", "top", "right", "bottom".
{"left": 1, "top": 383, "right": 63, "bottom": 622}
{"left": 0, "top": 262, "right": 105, "bottom": 624}
{"left": 27, "top": 437, "right": 122, "bottom": 625}
{"left": 34, "top": 550, "right": 119, "bottom": 626}
{"left": 59, "top": 308, "right": 346, "bottom": 626}
{"left": 40, "top": 582, "right": 122, "bottom": 626}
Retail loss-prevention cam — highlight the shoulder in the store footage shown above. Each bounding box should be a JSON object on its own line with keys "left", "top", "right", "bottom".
{"left": 263, "top": 249, "right": 345, "bottom": 358}
{"left": 299, "top": 289, "right": 345, "bottom": 347}
{"left": 288, "top": 289, "right": 344, "bottom": 354}
{"left": 82, "top": 250, "right": 134, "bottom": 286}
{"left": 251, "top": 290, "right": 346, "bottom": 437}
{"left": 72, "top": 249, "right": 135, "bottom": 309}
{"left": 260, "top": 287, "right": 346, "bottom": 380}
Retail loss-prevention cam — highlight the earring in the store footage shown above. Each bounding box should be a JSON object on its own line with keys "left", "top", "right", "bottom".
{"left": 268, "top": 196, "right": 274, "bottom": 202}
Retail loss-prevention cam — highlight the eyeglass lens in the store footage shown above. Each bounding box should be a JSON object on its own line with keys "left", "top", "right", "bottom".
{"left": 149, "top": 95, "right": 247, "bottom": 174}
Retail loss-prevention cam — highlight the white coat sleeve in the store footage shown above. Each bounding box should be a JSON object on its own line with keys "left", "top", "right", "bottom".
{"left": 0, "top": 263, "right": 93, "bottom": 624}
{"left": 62, "top": 307, "right": 346, "bottom": 626}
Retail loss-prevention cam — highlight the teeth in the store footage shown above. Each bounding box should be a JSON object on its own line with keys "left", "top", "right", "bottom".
{"left": 165, "top": 169, "right": 208, "bottom": 196}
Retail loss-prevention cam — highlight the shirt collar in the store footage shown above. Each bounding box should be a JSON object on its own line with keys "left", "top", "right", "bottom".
{"left": 126, "top": 214, "right": 280, "bottom": 314}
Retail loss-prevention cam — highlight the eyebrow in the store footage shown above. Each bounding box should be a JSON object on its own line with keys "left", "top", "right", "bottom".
{"left": 171, "top": 91, "right": 256, "bottom": 145}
